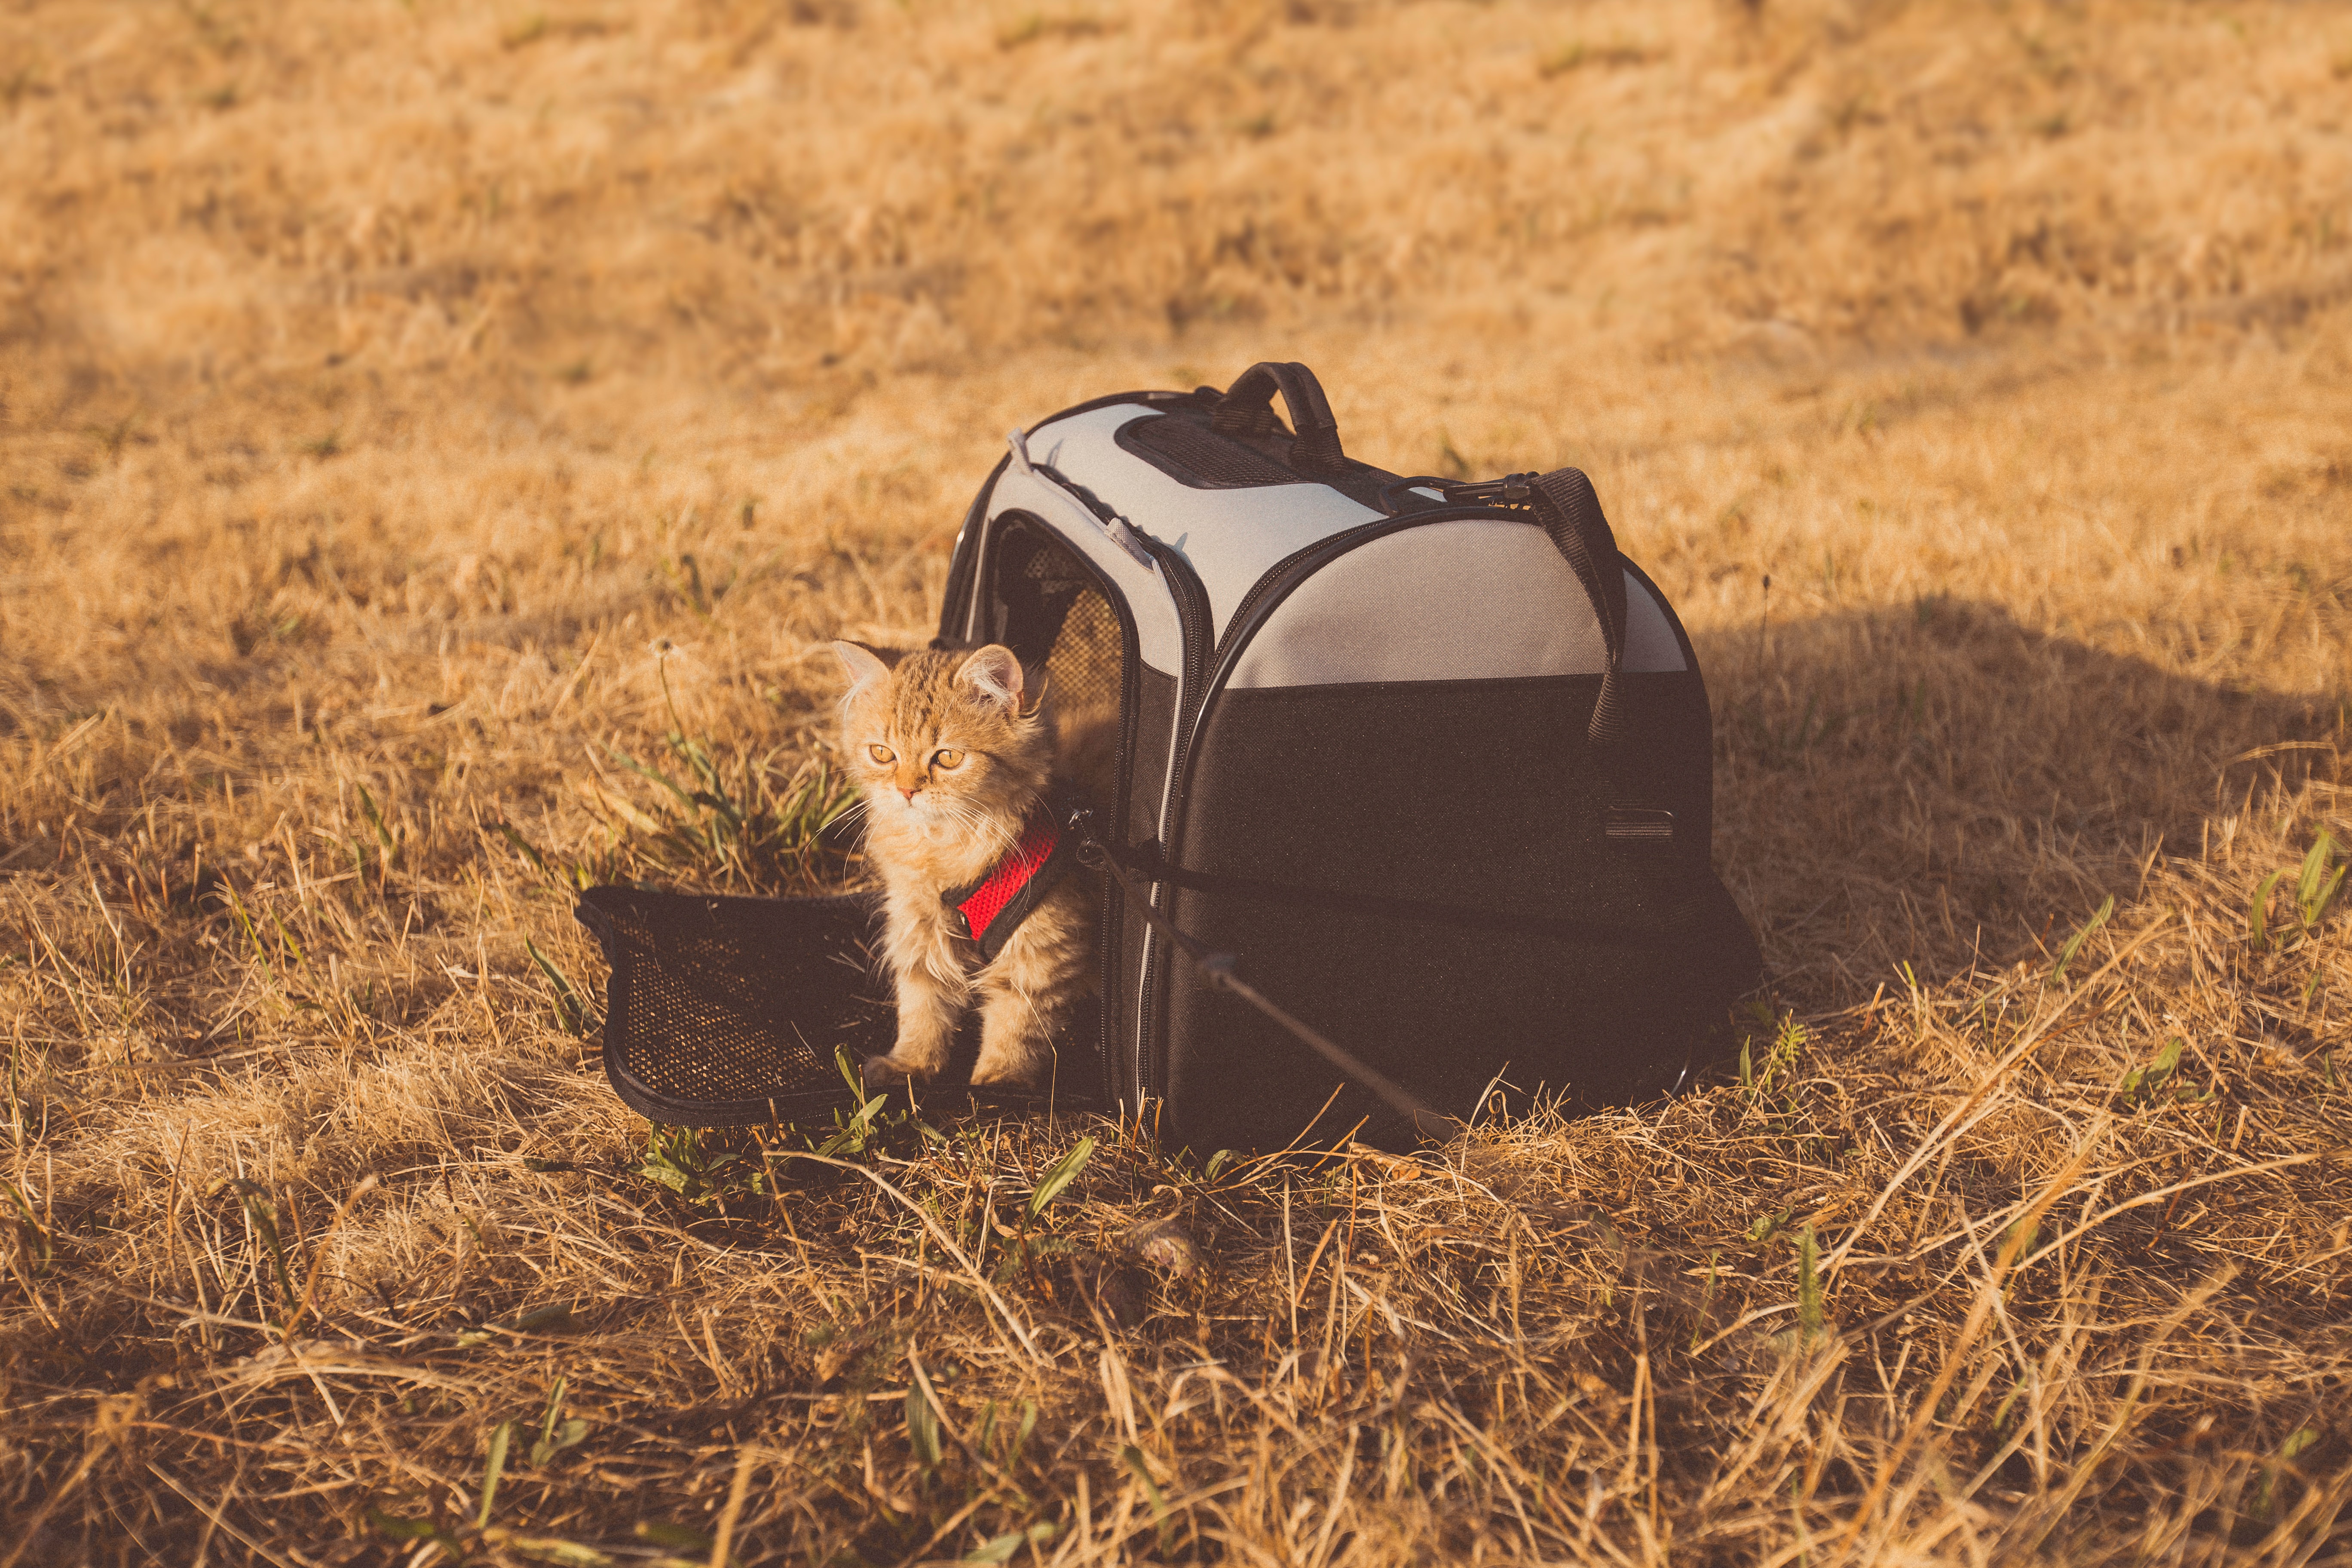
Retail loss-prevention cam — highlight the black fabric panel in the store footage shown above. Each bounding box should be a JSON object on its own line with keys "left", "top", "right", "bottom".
{"left": 1126, "top": 667, "right": 1178, "bottom": 846}
{"left": 937, "top": 454, "right": 1010, "bottom": 646}
{"left": 1179, "top": 673, "right": 1717, "bottom": 921}
{"left": 1155, "top": 671, "right": 1753, "bottom": 1152}
{"left": 1161, "top": 878, "right": 1756, "bottom": 1153}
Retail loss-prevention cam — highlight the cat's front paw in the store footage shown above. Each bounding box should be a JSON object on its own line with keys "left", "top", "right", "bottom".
{"left": 968, "top": 1042, "right": 1048, "bottom": 1089}
{"left": 861, "top": 1051, "right": 938, "bottom": 1089}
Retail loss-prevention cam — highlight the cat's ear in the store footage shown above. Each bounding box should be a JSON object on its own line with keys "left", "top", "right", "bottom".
{"left": 954, "top": 644, "right": 1026, "bottom": 714}
{"left": 829, "top": 640, "right": 891, "bottom": 696}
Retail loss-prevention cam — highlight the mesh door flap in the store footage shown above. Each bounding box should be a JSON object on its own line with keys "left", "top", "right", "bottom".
{"left": 578, "top": 886, "right": 896, "bottom": 1126}
{"left": 577, "top": 884, "right": 1104, "bottom": 1126}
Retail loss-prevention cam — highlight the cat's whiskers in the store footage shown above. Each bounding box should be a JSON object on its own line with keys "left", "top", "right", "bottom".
{"left": 934, "top": 794, "right": 1012, "bottom": 846}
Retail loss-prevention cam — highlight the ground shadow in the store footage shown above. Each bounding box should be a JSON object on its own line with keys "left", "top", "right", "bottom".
{"left": 1697, "top": 600, "right": 2340, "bottom": 1002}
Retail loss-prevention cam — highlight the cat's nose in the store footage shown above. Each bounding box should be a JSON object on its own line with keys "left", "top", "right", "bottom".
{"left": 899, "top": 786, "right": 919, "bottom": 802}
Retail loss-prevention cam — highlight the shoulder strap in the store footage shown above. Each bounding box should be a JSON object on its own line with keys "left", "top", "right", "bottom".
{"left": 1528, "top": 467, "right": 1629, "bottom": 748}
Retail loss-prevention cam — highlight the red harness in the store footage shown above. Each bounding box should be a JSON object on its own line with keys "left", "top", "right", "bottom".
{"left": 942, "top": 798, "right": 1078, "bottom": 962}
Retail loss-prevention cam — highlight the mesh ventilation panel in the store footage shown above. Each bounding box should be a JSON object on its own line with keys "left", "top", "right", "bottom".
{"left": 1121, "top": 415, "right": 1303, "bottom": 489}
{"left": 985, "top": 516, "right": 1127, "bottom": 755}
{"left": 1045, "top": 587, "right": 1123, "bottom": 730}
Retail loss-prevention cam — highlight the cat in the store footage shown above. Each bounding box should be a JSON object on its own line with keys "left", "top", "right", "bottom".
{"left": 829, "top": 640, "right": 1107, "bottom": 1090}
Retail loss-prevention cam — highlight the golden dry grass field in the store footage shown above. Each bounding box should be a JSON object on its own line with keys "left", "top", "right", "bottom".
{"left": 5, "top": 0, "right": 2352, "bottom": 1563}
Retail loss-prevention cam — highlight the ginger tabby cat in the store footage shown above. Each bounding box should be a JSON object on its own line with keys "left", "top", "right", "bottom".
{"left": 830, "top": 640, "right": 1108, "bottom": 1090}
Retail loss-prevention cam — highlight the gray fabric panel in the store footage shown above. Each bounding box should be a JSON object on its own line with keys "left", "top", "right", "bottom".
{"left": 1227, "top": 521, "right": 1687, "bottom": 689}
{"left": 987, "top": 466, "right": 1185, "bottom": 675}
{"left": 1026, "top": 407, "right": 1380, "bottom": 640}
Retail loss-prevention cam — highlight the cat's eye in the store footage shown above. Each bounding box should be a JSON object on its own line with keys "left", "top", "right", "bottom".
{"left": 867, "top": 744, "right": 895, "bottom": 765}
{"left": 932, "top": 749, "right": 965, "bottom": 770}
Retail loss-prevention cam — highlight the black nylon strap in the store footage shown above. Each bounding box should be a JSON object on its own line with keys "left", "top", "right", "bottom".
{"left": 1529, "top": 467, "right": 1630, "bottom": 748}
{"left": 1096, "top": 841, "right": 1690, "bottom": 945}
{"left": 1066, "top": 808, "right": 1437, "bottom": 1129}
{"left": 1210, "top": 361, "right": 1346, "bottom": 475}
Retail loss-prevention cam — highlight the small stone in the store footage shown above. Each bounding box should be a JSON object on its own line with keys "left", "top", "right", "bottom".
{"left": 1120, "top": 1217, "right": 1201, "bottom": 1277}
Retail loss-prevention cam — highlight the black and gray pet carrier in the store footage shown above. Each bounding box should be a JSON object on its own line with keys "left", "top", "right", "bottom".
{"left": 580, "top": 362, "right": 1761, "bottom": 1151}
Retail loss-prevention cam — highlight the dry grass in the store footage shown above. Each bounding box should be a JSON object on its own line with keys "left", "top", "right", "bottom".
{"left": 5, "top": 0, "right": 2352, "bottom": 1562}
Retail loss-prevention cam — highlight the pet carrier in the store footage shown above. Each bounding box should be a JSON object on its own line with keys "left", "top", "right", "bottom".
{"left": 581, "top": 362, "right": 1761, "bottom": 1150}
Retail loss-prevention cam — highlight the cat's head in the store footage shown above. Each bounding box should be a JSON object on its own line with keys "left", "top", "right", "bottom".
{"left": 830, "top": 641, "right": 1051, "bottom": 832}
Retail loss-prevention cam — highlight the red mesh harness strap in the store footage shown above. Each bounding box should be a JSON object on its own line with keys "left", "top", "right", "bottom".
{"left": 942, "top": 799, "right": 1078, "bottom": 962}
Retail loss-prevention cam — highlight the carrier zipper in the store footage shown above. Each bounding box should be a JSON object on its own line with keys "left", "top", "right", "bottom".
{"left": 1131, "top": 540, "right": 1215, "bottom": 1105}
{"left": 1020, "top": 447, "right": 1157, "bottom": 570}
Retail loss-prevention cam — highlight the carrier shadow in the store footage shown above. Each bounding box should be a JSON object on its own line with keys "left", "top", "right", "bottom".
{"left": 1694, "top": 598, "right": 2337, "bottom": 1002}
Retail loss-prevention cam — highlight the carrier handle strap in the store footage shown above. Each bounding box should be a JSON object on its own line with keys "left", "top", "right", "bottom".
{"left": 1528, "top": 467, "right": 1631, "bottom": 749}
{"left": 1209, "top": 361, "right": 1347, "bottom": 476}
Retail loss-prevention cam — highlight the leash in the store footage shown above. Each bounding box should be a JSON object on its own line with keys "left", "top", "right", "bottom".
{"left": 1064, "top": 807, "right": 1439, "bottom": 1131}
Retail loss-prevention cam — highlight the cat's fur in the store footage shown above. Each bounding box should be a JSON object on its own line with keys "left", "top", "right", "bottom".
{"left": 830, "top": 640, "right": 1105, "bottom": 1089}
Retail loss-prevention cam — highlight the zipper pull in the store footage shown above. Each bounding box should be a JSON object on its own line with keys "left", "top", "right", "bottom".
{"left": 1012, "top": 426, "right": 1155, "bottom": 570}
{"left": 1099, "top": 512, "right": 1158, "bottom": 571}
